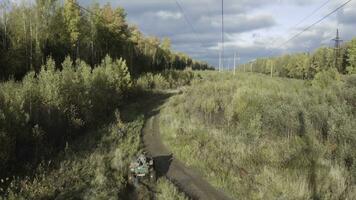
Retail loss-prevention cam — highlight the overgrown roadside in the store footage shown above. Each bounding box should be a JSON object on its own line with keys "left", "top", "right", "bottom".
{"left": 0, "top": 60, "right": 194, "bottom": 199}
{"left": 1, "top": 90, "right": 188, "bottom": 200}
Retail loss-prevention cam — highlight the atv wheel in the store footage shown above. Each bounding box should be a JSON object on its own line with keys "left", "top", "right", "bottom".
{"left": 129, "top": 174, "right": 139, "bottom": 187}
{"left": 149, "top": 170, "right": 156, "bottom": 182}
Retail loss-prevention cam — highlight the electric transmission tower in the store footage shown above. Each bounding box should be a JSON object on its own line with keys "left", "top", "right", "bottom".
{"left": 332, "top": 29, "right": 343, "bottom": 71}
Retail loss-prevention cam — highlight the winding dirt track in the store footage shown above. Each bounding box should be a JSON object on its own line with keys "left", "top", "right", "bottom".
{"left": 143, "top": 115, "right": 233, "bottom": 200}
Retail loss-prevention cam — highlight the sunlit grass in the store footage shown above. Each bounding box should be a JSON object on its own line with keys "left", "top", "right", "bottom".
{"left": 156, "top": 178, "right": 189, "bottom": 200}
{"left": 160, "top": 71, "right": 356, "bottom": 199}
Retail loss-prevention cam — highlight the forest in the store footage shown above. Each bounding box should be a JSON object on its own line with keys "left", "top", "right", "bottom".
{"left": 0, "top": 0, "right": 211, "bottom": 81}
{"left": 240, "top": 38, "right": 356, "bottom": 79}
{"left": 0, "top": 0, "right": 203, "bottom": 199}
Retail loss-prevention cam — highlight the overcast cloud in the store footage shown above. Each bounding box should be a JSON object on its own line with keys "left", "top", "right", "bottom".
{"left": 79, "top": 0, "right": 356, "bottom": 68}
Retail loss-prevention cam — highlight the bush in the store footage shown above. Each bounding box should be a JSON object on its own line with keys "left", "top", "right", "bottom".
{"left": 312, "top": 68, "right": 341, "bottom": 88}
{"left": 2, "top": 114, "right": 143, "bottom": 199}
{"left": 0, "top": 55, "right": 131, "bottom": 181}
{"left": 136, "top": 70, "right": 194, "bottom": 90}
{"left": 137, "top": 73, "right": 169, "bottom": 90}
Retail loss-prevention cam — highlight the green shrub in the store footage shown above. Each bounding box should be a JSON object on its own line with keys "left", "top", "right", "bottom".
{"left": 312, "top": 68, "right": 341, "bottom": 89}
{"left": 136, "top": 70, "right": 194, "bottom": 90}
{"left": 137, "top": 73, "right": 169, "bottom": 90}
{"left": 0, "top": 55, "right": 132, "bottom": 182}
{"left": 162, "top": 70, "right": 194, "bottom": 88}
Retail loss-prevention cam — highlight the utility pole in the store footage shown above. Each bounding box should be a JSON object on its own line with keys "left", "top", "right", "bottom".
{"left": 227, "top": 58, "right": 230, "bottom": 71}
{"left": 249, "top": 59, "right": 256, "bottom": 73}
{"left": 218, "top": 51, "right": 221, "bottom": 72}
{"left": 332, "top": 29, "right": 343, "bottom": 71}
{"left": 233, "top": 52, "right": 240, "bottom": 75}
{"left": 221, "top": 0, "right": 224, "bottom": 71}
{"left": 233, "top": 52, "right": 236, "bottom": 75}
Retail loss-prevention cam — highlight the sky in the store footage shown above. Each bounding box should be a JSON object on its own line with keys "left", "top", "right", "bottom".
{"left": 61, "top": 0, "right": 356, "bottom": 67}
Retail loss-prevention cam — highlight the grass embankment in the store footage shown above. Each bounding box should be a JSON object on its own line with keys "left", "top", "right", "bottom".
{"left": 160, "top": 71, "right": 356, "bottom": 199}
{"left": 156, "top": 178, "right": 189, "bottom": 200}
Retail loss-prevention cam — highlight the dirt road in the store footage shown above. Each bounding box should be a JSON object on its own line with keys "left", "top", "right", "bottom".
{"left": 143, "top": 115, "right": 233, "bottom": 200}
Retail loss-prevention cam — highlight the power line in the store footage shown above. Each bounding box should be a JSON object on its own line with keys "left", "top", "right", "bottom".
{"left": 173, "top": 0, "right": 202, "bottom": 42}
{"left": 292, "top": 0, "right": 332, "bottom": 29}
{"left": 271, "top": 0, "right": 353, "bottom": 56}
{"left": 205, "top": 0, "right": 215, "bottom": 23}
{"left": 266, "top": 0, "right": 334, "bottom": 57}
{"left": 73, "top": 0, "right": 200, "bottom": 45}
{"left": 68, "top": 0, "right": 108, "bottom": 24}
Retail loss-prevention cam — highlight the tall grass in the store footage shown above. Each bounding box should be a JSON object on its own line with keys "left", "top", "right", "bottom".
{"left": 156, "top": 178, "right": 189, "bottom": 200}
{"left": 160, "top": 71, "right": 356, "bottom": 199}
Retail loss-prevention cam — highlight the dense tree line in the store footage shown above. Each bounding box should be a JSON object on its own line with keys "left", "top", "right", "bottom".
{"left": 0, "top": 0, "right": 211, "bottom": 80}
{"left": 240, "top": 38, "right": 356, "bottom": 79}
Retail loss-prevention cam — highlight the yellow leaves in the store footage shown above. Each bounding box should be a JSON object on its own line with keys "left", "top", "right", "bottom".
{"left": 64, "top": 0, "right": 81, "bottom": 46}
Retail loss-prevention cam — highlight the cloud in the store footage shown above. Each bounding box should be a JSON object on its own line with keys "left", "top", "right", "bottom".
{"left": 156, "top": 11, "right": 182, "bottom": 20}
{"left": 205, "top": 14, "right": 276, "bottom": 33}
{"left": 336, "top": 1, "right": 356, "bottom": 25}
{"left": 87, "top": 0, "right": 356, "bottom": 67}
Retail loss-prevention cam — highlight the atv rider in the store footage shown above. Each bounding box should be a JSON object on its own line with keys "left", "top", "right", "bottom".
{"left": 129, "top": 152, "right": 156, "bottom": 186}
{"left": 138, "top": 153, "right": 147, "bottom": 166}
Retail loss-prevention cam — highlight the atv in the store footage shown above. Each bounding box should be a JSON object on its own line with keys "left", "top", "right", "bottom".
{"left": 128, "top": 153, "right": 156, "bottom": 187}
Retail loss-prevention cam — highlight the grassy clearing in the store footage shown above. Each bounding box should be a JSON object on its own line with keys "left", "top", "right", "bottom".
{"left": 160, "top": 71, "right": 356, "bottom": 199}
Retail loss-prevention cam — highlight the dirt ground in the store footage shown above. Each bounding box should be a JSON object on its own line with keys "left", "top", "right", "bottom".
{"left": 143, "top": 115, "right": 233, "bottom": 200}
